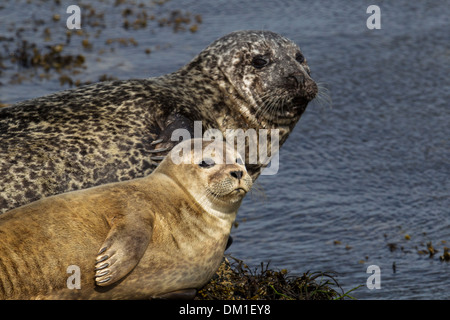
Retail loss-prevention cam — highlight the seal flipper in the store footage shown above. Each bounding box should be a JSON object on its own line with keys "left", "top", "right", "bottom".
{"left": 150, "top": 113, "right": 195, "bottom": 162}
{"left": 95, "top": 213, "right": 154, "bottom": 286}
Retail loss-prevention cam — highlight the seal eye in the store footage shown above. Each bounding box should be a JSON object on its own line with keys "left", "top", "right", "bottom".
{"left": 252, "top": 55, "right": 269, "bottom": 69}
{"left": 199, "top": 158, "right": 215, "bottom": 168}
{"left": 295, "top": 52, "right": 305, "bottom": 64}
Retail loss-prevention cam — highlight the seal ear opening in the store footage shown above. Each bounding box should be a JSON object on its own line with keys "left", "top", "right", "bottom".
{"left": 181, "top": 52, "right": 221, "bottom": 82}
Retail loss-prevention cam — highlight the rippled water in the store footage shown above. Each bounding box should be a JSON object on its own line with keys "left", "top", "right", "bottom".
{"left": 1, "top": 0, "right": 449, "bottom": 299}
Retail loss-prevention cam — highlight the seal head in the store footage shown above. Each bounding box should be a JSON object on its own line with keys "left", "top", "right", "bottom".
{"left": 183, "top": 30, "right": 317, "bottom": 128}
{"left": 158, "top": 138, "right": 253, "bottom": 218}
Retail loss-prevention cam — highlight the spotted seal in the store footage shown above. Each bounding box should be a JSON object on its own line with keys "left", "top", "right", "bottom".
{"left": 0, "top": 30, "right": 317, "bottom": 214}
{"left": 0, "top": 138, "right": 252, "bottom": 299}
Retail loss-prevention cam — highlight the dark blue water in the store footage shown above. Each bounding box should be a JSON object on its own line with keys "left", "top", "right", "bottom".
{"left": 1, "top": 0, "right": 449, "bottom": 299}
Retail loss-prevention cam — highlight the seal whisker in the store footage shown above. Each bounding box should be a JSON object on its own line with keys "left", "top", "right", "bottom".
{"left": 262, "top": 95, "right": 282, "bottom": 122}
{"left": 255, "top": 93, "right": 277, "bottom": 120}
{"left": 256, "top": 92, "right": 276, "bottom": 108}
{"left": 255, "top": 90, "right": 291, "bottom": 123}
{"left": 312, "top": 82, "right": 332, "bottom": 109}
{"left": 248, "top": 181, "right": 267, "bottom": 202}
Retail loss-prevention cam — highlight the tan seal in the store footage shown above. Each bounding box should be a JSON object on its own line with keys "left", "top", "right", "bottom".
{"left": 0, "top": 138, "right": 252, "bottom": 299}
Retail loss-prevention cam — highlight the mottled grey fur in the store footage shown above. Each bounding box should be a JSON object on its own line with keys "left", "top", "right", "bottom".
{"left": 0, "top": 30, "right": 317, "bottom": 214}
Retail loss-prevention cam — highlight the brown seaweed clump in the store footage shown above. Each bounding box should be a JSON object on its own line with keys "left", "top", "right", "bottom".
{"left": 440, "top": 247, "right": 450, "bottom": 262}
{"left": 196, "top": 256, "right": 349, "bottom": 300}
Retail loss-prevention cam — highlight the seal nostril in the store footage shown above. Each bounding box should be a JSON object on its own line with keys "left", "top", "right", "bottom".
{"left": 230, "top": 171, "right": 243, "bottom": 180}
{"left": 287, "top": 73, "right": 305, "bottom": 87}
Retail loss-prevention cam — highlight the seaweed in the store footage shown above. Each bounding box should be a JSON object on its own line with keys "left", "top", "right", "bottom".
{"left": 196, "top": 256, "right": 351, "bottom": 300}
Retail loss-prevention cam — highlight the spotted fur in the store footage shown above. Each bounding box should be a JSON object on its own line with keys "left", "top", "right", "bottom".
{"left": 0, "top": 30, "right": 317, "bottom": 214}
